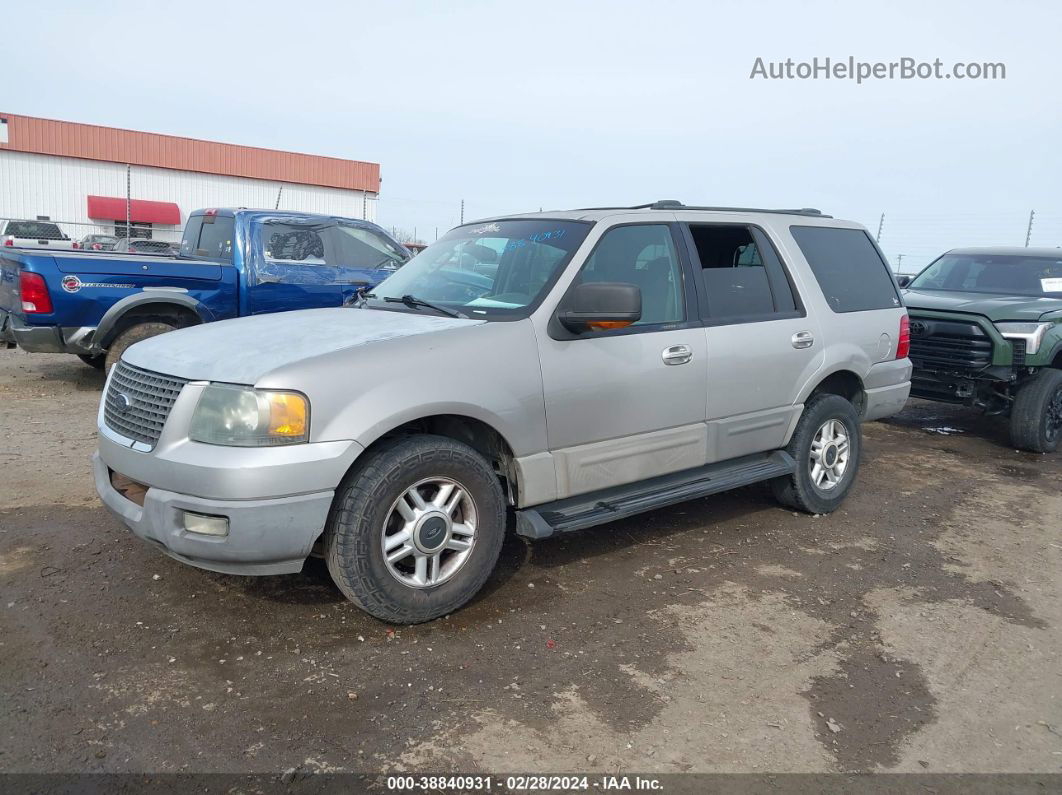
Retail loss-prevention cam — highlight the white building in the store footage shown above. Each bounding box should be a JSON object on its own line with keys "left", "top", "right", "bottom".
{"left": 0, "top": 112, "right": 380, "bottom": 242}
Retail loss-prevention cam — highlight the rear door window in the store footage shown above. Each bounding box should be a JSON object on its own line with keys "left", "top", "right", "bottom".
{"left": 789, "top": 226, "right": 901, "bottom": 312}
{"left": 687, "top": 224, "right": 800, "bottom": 323}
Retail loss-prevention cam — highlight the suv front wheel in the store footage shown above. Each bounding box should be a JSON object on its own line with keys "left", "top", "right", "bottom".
{"left": 325, "top": 435, "right": 506, "bottom": 624}
{"left": 770, "top": 393, "right": 862, "bottom": 514}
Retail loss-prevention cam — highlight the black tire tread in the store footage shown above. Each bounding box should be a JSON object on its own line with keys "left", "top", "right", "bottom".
{"left": 325, "top": 434, "right": 505, "bottom": 624}
{"left": 1009, "top": 368, "right": 1062, "bottom": 453}
{"left": 104, "top": 322, "right": 174, "bottom": 373}
{"left": 770, "top": 393, "right": 861, "bottom": 515}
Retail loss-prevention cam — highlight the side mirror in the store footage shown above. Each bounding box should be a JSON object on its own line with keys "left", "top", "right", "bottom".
{"left": 558, "top": 282, "right": 641, "bottom": 334}
{"left": 896, "top": 275, "right": 912, "bottom": 288}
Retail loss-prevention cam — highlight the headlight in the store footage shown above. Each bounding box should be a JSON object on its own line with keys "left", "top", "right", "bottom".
{"left": 189, "top": 384, "right": 309, "bottom": 446}
{"left": 994, "top": 322, "right": 1053, "bottom": 355}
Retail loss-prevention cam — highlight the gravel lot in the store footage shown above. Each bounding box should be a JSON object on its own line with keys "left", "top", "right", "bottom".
{"left": 1, "top": 348, "right": 1060, "bottom": 775}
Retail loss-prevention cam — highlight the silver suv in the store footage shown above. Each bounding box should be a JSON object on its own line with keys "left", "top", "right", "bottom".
{"left": 93, "top": 201, "right": 912, "bottom": 623}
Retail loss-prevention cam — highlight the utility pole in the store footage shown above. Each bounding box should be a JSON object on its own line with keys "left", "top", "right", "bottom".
{"left": 896, "top": 253, "right": 905, "bottom": 273}
{"left": 275, "top": 185, "right": 283, "bottom": 210}
{"left": 460, "top": 199, "right": 464, "bottom": 225}
{"left": 125, "top": 164, "right": 132, "bottom": 240}
{"left": 876, "top": 212, "right": 885, "bottom": 242}
{"left": 1025, "top": 210, "right": 1035, "bottom": 247}
{"left": 362, "top": 192, "right": 368, "bottom": 220}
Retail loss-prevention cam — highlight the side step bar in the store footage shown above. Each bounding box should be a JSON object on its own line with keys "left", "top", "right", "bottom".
{"left": 515, "top": 451, "right": 795, "bottom": 539}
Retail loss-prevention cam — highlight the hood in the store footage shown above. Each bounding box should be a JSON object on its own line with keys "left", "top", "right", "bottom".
{"left": 903, "top": 288, "right": 1062, "bottom": 322}
{"left": 122, "top": 307, "right": 485, "bottom": 383}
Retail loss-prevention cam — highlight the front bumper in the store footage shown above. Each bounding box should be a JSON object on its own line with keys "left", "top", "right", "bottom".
{"left": 93, "top": 451, "right": 336, "bottom": 575}
{"left": 0, "top": 309, "right": 97, "bottom": 354}
{"left": 95, "top": 379, "right": 364, "bottom": 574}
{"left": 863, "top": 358, "right": 913, "bottom": 421}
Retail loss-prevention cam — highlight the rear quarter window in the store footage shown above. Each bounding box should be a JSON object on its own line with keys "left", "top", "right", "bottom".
{"left": 790, "top": 226, "right": 901, "bottom": 313}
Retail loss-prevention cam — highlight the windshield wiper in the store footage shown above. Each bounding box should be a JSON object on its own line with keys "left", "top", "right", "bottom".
{"left": 383, "top": 294, "right": 467, "bottom": 319}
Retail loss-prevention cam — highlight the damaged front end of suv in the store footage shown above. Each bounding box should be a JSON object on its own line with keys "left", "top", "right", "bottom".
{"left": 902, "top": 247, "right": 1062, "bottom": 452}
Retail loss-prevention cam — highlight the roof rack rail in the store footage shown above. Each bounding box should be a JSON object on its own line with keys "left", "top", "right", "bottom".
{"left": 573, "top": 200, "right": 830, "bottom": 217}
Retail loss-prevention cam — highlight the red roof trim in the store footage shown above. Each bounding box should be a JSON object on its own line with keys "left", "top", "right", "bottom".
{"left": 0, "top": 112, "right": 380, "bottom": 193}
{"left": 87, "top": 195, "right": 181, "bottom": 225}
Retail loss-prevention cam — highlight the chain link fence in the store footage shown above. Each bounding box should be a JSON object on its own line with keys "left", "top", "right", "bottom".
{"left": 0, "top": 216, "right": 184, "bottom": 253}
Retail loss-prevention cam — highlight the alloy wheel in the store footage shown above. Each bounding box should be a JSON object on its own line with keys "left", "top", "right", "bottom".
{"left": 809, "top": 419, "right": 851, "bottom": 491}
{"left": 381, "top": 477, "right": 478, "bottom": 588}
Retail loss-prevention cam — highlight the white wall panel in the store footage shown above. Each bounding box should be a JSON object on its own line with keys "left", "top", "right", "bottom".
{"left": 0, "top": 151, "right": 378, "bottom": 235}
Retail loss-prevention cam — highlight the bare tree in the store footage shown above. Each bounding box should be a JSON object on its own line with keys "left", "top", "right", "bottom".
{"left": 388, "top": 226, "right": 426, "bottom": 245}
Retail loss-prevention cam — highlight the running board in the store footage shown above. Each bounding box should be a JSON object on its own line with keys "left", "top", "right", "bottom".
{"left": 515, "top": 451, "right": 795, "bottom": 539}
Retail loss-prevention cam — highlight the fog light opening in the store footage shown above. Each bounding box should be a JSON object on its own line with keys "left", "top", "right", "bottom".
{"left": 182, "top": 510, "right": 230, "bottom": 537}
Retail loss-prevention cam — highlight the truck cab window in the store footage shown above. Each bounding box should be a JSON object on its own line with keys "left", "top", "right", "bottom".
{"left": 196, "top": 216, "right": 234, "bottom": 262}
{"left": 263, "top": 225, "right": 326, "bottom": 264}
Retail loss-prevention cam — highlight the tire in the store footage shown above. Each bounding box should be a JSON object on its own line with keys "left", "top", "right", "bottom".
{"left": 1009, "top": 369, "right": 1062, "bottom": 453}
{"left": 770, "top": 393, "right": 862, "bottom": 514}
{"left": 325, "top": 434, "right": 506, "bottom": 624}
{"left": 77, "top": 353, "right": 105, "bottom": 370}
{"left": 103, "top": 322, "right": 174, "bottom": 373}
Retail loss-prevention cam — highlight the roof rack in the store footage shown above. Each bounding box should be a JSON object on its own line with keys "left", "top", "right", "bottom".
{"left": 573, "top": 200, "right": 830, "bottom": 218}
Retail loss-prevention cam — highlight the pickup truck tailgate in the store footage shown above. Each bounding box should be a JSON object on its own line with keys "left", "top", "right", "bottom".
{"left": 0, "top": 254, "right": 22, "bottom": 313}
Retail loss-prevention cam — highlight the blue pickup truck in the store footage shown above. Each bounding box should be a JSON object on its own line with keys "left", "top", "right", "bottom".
{"left": 0, "top": 208, "right": 410, "bottom": 370}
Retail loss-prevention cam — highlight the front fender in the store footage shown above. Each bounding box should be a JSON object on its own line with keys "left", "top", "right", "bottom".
{"left": 94, "top": 291, "right": 214, "bottom": 349}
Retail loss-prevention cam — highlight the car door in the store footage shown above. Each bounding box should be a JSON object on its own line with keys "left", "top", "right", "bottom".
{"left": 681, "top": 221, "right": 824, "bottom": 462}
{"left": 536, "top": 222, "right": 709, "bottom": 500}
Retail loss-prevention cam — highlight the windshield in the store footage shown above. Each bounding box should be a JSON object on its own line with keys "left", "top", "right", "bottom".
{"left": 367, "top": 219, "right": 591, "bottom": 318}
{"left": 910, "top": 252, "right": 1062, "bottom": 297}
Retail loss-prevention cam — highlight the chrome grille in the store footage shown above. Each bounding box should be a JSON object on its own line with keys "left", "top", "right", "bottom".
{"left": 104, "top": 361, "right": 188, "bottom": 449}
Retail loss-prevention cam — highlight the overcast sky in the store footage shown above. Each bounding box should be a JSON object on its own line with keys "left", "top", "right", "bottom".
{"left": 7, "top": 0, "right": 1061, "bottom": 270}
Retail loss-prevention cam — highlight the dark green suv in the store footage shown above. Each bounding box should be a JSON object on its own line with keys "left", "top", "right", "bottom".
{"left": 901, "top": 247, "right": 1062, "bottom": 453}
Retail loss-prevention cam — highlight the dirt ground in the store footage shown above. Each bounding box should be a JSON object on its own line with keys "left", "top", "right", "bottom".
{"left": 1, "top": 348, "right": 1060, "bottom": 775}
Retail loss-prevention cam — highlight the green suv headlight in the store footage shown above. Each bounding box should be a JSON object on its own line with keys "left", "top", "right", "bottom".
{"left": 994, "top": 322, "right": 1053, "bottom": 355}
{"left": 189, "top": 384, "right": 309, "bottom": 446}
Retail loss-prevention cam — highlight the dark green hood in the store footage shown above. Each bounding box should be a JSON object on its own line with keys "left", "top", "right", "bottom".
{"left": 903, "top": 288, "right": 1062, "bottom": 322}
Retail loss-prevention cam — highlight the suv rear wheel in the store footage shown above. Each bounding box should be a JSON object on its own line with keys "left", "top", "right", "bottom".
{"left": 1010, "top": 369, "right": 1062, "bottom": 453}
{"left": 770, "top": 393, "right": 862, "bottom": 514}
{"left": 325, "top": 435, "right": 506, "bottom": 624}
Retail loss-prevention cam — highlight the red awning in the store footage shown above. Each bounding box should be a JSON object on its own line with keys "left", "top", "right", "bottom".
{"left": 86, "top": 195, "right": 181, "bottom": 225}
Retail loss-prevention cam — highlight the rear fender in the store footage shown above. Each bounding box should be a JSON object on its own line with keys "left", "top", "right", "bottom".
{"left": 94, "top": 291, "right": 214, "bottom": 349}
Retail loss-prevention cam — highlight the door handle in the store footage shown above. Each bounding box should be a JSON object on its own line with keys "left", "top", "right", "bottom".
{"left": 791, "top": 331, "right": 815, "bottom": 349}
{"left": 662, "top": 344, "right": 693, "bottom": 365}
